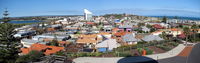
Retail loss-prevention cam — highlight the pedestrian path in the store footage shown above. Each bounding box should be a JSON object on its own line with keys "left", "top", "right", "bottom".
{"left": 73, "top": 44, "right": 186, "bottom": 63}
{"left": 145, "top": 44, "right": 185, "bottom": 60}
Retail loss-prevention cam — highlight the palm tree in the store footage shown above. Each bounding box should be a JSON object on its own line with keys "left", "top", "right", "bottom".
{"left": 183, "top": 27, "right": 190, "bottom": 46}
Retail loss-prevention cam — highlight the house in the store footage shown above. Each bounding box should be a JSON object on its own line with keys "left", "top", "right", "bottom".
{"left": 58, "top": 41, "right": 71, "bottom": 47}
{"left": 47, "top": 28, "right": 56, "bottom": 32}
{"left": 97, "top": 32, "right": 112, "bottom": 39}
{"left": 151, "top": 30, "right": 164, "bottom": 35}
{"left": 14, "top": 30, "right": 36, "bottom": 38}
{"left": 142, "top": 35, "right": 163, "bottom": 42}
{"left": 153, "top": 24, "right": 165, "bottom": 29}
{"left": 119, "top": 23, "right": 133, "bottom": 32}
{"left": 32, "top": 34, "right": 70, "bottom": 43}
{"left": 76, "top": 34, "right": 99, "bottom": 47}
{"left": 76, "top": 38, "right": 97, "bottom": 45}
{"left": 178, "top": 33, "right": 186, "bottom": 39}
{"left": 191, "top": 29, "right": 200, "bottom": 33}
{"left": 114, "top": 31, "right": 131, "bottom": 37}
{"left": 96, "top": 39, "right": 120, "bottom": 52}
{"left": 103, "top": 25, "right": 113, "bottom": 32}
{"left": 166, "top": 28, "right": 182, "bottom": 37}
{"left": 141, "top": 26, "right": 150, "bottom": 32}
{"left": 20, "top": 43, "right": 64, "bottom": 55}
{"left": 122, "top": 33, "right": 141, "bottom": 45}
{"left": 112, "top": 28, "right": 119, "bottom": 34}
{"left": 64, "top": 26, "right": 79, "bottom": 34}
{"left": 21, "top": 39, "right": 47, "bottom": 47}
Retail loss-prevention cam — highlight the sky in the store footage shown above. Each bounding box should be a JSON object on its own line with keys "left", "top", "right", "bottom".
{"left": 0, "top": 0, "right": 200, "bottom": 17}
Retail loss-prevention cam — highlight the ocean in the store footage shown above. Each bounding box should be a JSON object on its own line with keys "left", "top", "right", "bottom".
{"left": 8, "top": 20, "right": 43, "bottom": 24}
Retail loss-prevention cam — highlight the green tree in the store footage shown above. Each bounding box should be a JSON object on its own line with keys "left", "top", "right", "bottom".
{"left": 0, "top": 9, "right": 20, "bottom": 63}
{"left": 16, "top": 50, "right": 43, "bottom": 63}
{"left": 160, "top": 32, "right": 167, "bottom": 40}
{"left": 46, "top": 34, "right": 59, "bottom": 46}
{"left": 1, "top": 8, "right": 10, "bottom": 23}
{"left": 137, "top": 23, "right": 145, "bottom": 27}
{"left": 183, "top": 27, "right": 190, "bottom": 45}
{"left": 146, "top": 24, "right": 152, "bottom": 28}
{"left": 162, "top": 16, "right": 167, "bottom": 23}
{"left": 191, "top": 24, "right": 199, "bottom": 42}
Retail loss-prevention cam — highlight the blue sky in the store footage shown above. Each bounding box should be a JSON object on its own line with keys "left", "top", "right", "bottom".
{"left": 0, "top": 0, "right": 200, "bottom": 17}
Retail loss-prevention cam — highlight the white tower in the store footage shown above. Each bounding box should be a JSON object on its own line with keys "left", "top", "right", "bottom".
{"left": 84, "top": 9, "right": 93, "bottom": 21}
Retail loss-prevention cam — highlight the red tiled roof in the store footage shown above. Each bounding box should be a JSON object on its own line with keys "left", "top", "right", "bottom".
{"left": 44, "top": 46, "right": 64, "bottom": 55}
{"left": 76, "top": 38, "right": 97, "bottom": 43}
{"left": 21, "top": 43, "right": 64, "bottom": 55}
{"left": 30, "top": 44, "right": 47, "bottom": 51}
{"left": 178, "top": 33, "right": 186, "bottom": 39}
{"left": 86, "top": 22, "right": 95, "bottom": 25}
{"left": 170, "top": 28, "right": 180, "bottom": 31}
{"left": 114, "top": 31, "right": 131, "bottom": 36}
{"left": 153, "top": 24, "right": 164, "bottom": 29}
{"left": 21, "top": 48, "right": 29, "bottom": 55}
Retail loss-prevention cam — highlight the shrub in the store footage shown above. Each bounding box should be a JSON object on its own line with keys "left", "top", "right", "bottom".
{"left": 156, "top": 45, "right": 171, "bottom": 51}
{"left": 117, "top": 52, "right": 132, "bottom": 57}
{"left": 16, "top": 50, "right": 43, "bottom": 63}
{"left": 144, "top": 48, "right": 153, "bottom": 55}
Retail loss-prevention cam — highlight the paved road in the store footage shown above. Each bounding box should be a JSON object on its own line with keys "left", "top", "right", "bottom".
{"left": 73, "top": 44, "right": 186, "bottom": 63}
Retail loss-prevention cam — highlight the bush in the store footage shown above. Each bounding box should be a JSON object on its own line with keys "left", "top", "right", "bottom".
{"left": 156, "top": 45, "right": 171, "bottom": 51}
{"left": 16, "top": 50, "right": 43, "bottom": 63}
{"left": 116, "top": 52, "right": 132, "bottom": 57}
{"left": 144, "top": 48, "right": 153, "bottom": 55}
{"left": 55, "top": 51, "right": 66, "bottom": 56}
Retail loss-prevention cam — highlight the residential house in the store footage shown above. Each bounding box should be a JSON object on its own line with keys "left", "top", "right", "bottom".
{"left": 20, "top": 43, "right": 64, "bottom": 55}
{"left": 153, "top": 24, "right": 165, "bottom": 29}
{"left": 96, "top": 39, "right": 120, "bottom": 52}
{"left": 32, "top": 34, "right": 70, "bottom": 42}
{"left": 76, "top": 34, "right": 98, "bottom": 47}
{"left": 122, "top": 33, "right": 141, "bottom": 45}
{"left": 141, "top": 26, "right": 150, "bottom": 32}
{"left": 151, "top": 30, "right": 164, "bottom": 35}
{"left": 21, "top": 39, "right": 47, "bottom": 47}
{"left": 142, "top": 35, "right": 163, "bottom": 42}
{"left": 166, "top": 28, "right": 182, "bottom": 37}
{"left": 119, "top": 23, "right": 133, "bottom": 32}
{"left": 103, "top": 25, "right": 113, "bottom": 32}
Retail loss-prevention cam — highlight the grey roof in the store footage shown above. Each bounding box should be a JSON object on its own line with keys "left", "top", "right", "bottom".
{"left": 119, "top": 23, "right": 133, "bottom": 28}
{"left": 96, "top": 39, "right": 120, "bottom": 50}
{"left": 142, "top": 26, "right": 150, "bottom": 32}
{"left": 142, "top": 35, "right": 163, "bottom": 41}
{"left": 122, "top": 33, "right": 141, "bottom": 42}
{"left": 21, "top": 39, "right": 47, "bottom": 45}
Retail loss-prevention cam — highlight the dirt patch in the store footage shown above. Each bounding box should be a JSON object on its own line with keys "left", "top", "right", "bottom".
{"left": 148, "top": 46, "right": 166, "bottom": 54}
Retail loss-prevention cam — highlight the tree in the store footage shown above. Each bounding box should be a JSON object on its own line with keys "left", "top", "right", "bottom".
{"left": 183, "top": 27, "right": 190, "bottom": 46}
{"left": 160, "top": 32, "right": 167, "bottom": 40}
{"left": 2, "top": 8, "right": 10, "bottom": 23}
{"left": 162, "top": 16, "right": 167, "bottom": 23}
{"left": 0, "top": 9, "right": 20, "bottom": 63}
{"left": 146, "top": 24, "right": 152, "bottom": 28}
{"left": 137, "top": 23, "right": 145, "bottom": 27}
{"left": 191, "top": 24, "right": 199, "bottom": 42}
{"left": 46, "top": 34, "right": 59, "bottom": 46}
{"left": 16, "top": 50, "right": 43, "bottom": 63}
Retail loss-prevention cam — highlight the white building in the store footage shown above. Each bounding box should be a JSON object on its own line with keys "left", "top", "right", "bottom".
{"left": 84, "top": 9, "right": 93, "bottom": 21}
